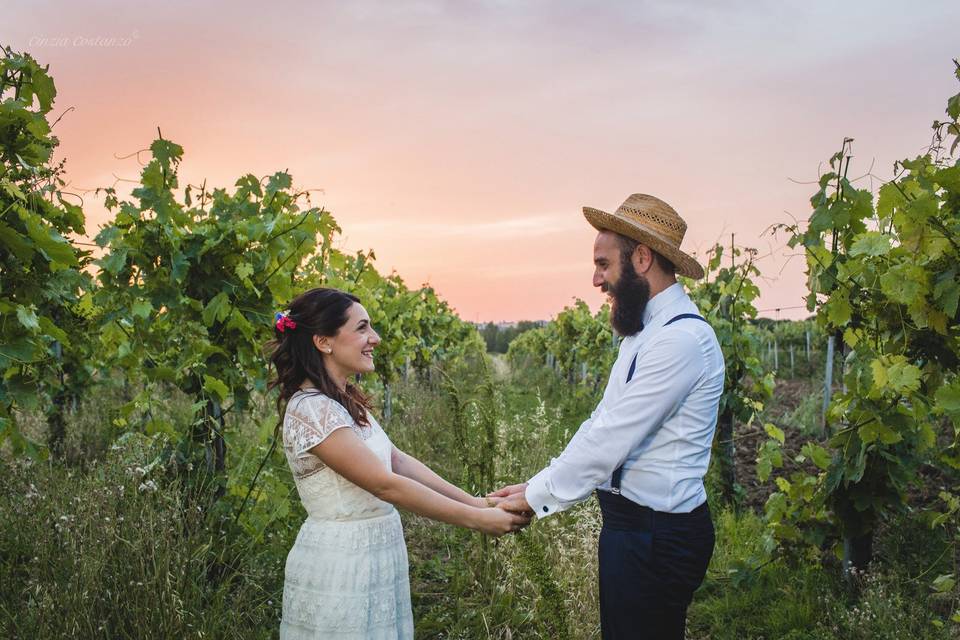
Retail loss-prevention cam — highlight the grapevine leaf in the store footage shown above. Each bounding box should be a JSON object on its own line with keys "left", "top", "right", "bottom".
{"left": 31, "top": 66, "right": 56, "bottom": 112}
{"left": 825, "top": 297, "right": 852, "bottom": 327}
{"left": 877, "top": 181, "right": 905, "bottom": 220}
{"left": 202, "top": 375, "right": 229, "bottom": 402}
{"left": 37, "top": 316, "right": 68, "bottom": 345}
{"left": 933, "top": 271, "right": 959, "bottom": 317}
{"left": 0, "top": 337, "right": 40, "bottom": 364}
{"left": 871, "top": 356, "right": 921, "bottom": 396}
{"left": 843, "top": 328, "right": 861, "bottom": 349}
{"left": 918, "top": 422, "right": 936, "bottom": 449}
{"left": 764, "top": 422, "right": 785, "bottom": 445}
{"left": 76, "top": 292, "right": 96, "bottom": 318}
{"left": 849, "top": 232, "right": 892, "bottom": 257}
{"left": 0, "top": 222, "right": 36, "bottom": 261}
{"left": 801, "top": 442, "right": 831, "bottom": 471}
{"left": 202, "top": 292, "right": 231, "bottom": 326}
{"left": 235, "top": 262, "right": 254, "bottom": 281}
{"left": 131, "top": 300, "right": 153, "bottom": 319}
{"left": 931, "top": 574, "right": 955, "bottom": 593}
{"left": 150, "top": 139, "right": 184, "bottom": 166}
{"left": 757, "top": 452, "right": 772, "bottom": 483}
{"left": 23, "top": 216, "right": 77, "bottom": 268}
{"left": 880, "top": 264, "right": 928, "bottom": 306}
{"left": 948, "top": 91, "right": 960, "bottom": 119}
{"left": 100, "top": 247, "right": 129, "bottom": 275}
{"left": 887, "top": 360, "right": 921, "bottom": 394}
{"left": 935, "top": 165, "right": 960, "bottom": 191}
{"left": 876, "top": 423, "right": 902, "bottom": 445}
{"left": 170, "top": 251, "right": 189, "bottom": 283}
{"left": 936, "top": 381, "right": 960, "bottom": 418}
{"left": 15, "top": 306, "right": 40, "bottom": 331}
{"left": 859, "top": 422, "right": 880, "bottom": 444}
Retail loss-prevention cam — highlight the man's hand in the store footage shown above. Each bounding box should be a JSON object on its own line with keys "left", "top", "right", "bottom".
{"left": 498, "top": 492, "right": 532, "bottom": 516}
{"left": 487, "top": 482, "right": 528, "bottom": 498}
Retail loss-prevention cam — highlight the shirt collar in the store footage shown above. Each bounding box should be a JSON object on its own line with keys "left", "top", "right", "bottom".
{"left": 642, "top": 282, "right": 686, "bottom": 328}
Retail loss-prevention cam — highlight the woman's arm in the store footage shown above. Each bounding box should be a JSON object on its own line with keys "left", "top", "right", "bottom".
{"left": 391, "top": 446, "right": 488, "bottom": 508}
{"left": 309, "top": 429, "right": 527, "bottom": 536}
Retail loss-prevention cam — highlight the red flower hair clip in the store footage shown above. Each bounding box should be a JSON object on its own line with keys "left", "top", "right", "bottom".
{"left": 275, "top": 312, "right": 297, "bottom": 333}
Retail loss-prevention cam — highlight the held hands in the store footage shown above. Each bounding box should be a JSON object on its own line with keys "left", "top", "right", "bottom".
{"left": 487, "top": 483, "right": 528, "bottom": 499}
{"left": 474, "top": 505, "right": 530, "bottom": 537}
{"left": 487, "top": 482, "right": 534, "bottom": 519}
{"left": 470, "top": 483, "right": 533, "bottom": 536}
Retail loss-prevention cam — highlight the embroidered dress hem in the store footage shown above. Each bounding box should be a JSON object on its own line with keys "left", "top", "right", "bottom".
{"left": 280, "top": 511, "right": 413, "bottom": 640}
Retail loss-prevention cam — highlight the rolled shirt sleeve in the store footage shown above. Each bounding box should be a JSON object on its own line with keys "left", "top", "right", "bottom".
{"left": 525, "top": 331, "right": 705, "bottom": 518}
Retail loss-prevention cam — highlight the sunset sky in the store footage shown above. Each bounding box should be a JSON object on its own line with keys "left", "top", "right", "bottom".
{"left": 7, "top": 1, "right": 960, "bottom": 321}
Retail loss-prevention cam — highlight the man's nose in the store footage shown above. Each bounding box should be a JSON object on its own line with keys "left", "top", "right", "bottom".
{"left": 593, "top": 271, "right": 604, "bottom": 288}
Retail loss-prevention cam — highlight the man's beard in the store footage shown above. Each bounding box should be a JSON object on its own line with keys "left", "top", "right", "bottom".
{"left": 607, "top": 259, "right": 650, "bottom": 336}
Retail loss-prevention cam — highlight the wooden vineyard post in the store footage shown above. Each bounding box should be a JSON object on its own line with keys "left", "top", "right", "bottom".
{"left": 822, "top": 334, "right": 835, "bottom": 433}
{"left": 48, "top": 340, "right": 66, "bottom": 458}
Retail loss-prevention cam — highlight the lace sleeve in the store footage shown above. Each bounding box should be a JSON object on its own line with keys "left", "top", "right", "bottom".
{"left": 285, "top": 393, "right": 356, "bottom": 457}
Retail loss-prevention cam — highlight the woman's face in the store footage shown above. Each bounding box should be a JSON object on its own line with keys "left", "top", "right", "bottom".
{"left": 319, "top": 302, "right": 381, "bottom": 377}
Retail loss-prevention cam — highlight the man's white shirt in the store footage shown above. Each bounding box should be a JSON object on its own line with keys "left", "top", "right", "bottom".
{"left": 525, "top": 282, "right": 725, "bottom": 517}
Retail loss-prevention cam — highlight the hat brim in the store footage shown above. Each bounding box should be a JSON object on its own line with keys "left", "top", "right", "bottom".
{"left": 583, "top": 207, "right": 705, "bottom": 280}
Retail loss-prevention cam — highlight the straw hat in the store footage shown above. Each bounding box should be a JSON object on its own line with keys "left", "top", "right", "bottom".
{"left": 583, "top": 193, "right": 704, "bottom": 279}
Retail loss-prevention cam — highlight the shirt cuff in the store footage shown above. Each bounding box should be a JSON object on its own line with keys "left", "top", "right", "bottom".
{"left": 525, "top": 468, "right": 561, "bottom": 519}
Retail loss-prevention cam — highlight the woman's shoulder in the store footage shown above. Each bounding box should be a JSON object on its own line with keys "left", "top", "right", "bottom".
{"left": 286, "top": 389, "right": 355, "bottom": 425}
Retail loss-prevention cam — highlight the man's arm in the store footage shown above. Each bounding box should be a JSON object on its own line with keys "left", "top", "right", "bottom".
{"left": 514, "top": 332, "right": 705, "bottom": 518}
{"left": 488, "top": 399, "right": 607, "bottom": 499}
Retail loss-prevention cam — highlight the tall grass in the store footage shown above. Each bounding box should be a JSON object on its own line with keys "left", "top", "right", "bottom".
{"left": 2, "top": 359, "right": 956, "bottom": 638}
{"left": 0, "top": 433, "right": 282, "bottom": 639}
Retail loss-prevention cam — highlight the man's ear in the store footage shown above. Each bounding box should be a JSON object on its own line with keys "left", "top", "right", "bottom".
{"left": 632, "top": 244, "right": 654, "bottom": 274}
{"left": 312, "top": 334, "right": 331, "bottom": 354}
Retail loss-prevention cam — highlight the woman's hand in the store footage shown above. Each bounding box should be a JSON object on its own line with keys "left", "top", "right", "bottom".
{"left": 487, "top": 482, "right": 528, "bottom": 498}
{"left": 472, "top": 506, "right": 530, "bottom": 537}
{"left": 470, "top": 495, "right": 505, "bottom": 508}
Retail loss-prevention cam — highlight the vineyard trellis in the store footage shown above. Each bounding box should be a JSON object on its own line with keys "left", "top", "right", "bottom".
{"left": 759, "top": 60, "right": 960, "bottom": 577}
{"left": 0, "top": 47, "right": 91, "bottom": 458}
{"left": 0, "top": 45, "right": 486, "bottom": 518}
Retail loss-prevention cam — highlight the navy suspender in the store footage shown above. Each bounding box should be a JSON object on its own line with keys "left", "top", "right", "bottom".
{"left": 610, "top": 313, "right": 708, "bottom": 495}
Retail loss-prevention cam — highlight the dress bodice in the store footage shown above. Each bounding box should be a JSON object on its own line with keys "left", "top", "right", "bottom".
{"left": 282, "top": 390, "right": 395, "bottom": 521}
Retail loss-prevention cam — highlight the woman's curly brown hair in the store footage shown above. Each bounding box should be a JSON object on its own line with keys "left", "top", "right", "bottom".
{"left": 265, "top": 288, "right": 372, "bottom": 432}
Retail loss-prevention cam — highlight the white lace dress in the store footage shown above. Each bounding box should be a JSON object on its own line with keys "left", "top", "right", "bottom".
{"left": 280, "top": 390, "right": 414, "bottom": 640}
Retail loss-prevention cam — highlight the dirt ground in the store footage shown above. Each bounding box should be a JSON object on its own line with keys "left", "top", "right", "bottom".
{"left": 735, "top": 378, "right": 822, "bottom": 511}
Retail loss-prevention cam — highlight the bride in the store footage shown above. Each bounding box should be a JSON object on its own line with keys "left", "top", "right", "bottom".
{"left": 266, "top": 287, "right": 528, "bottom": 639}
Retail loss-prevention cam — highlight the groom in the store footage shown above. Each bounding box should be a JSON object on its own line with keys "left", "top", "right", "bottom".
{"left": 494, "top": 194, "right": 725, "bottom": 640}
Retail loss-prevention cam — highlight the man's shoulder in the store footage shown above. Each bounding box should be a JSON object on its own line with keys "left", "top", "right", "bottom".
{"left": 652, "top": 311, "right": 721, "bottom": 358}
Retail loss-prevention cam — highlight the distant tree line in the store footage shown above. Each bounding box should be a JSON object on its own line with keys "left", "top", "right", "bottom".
{"left": 479, "top": 321, "right": 544, "bottom": 353}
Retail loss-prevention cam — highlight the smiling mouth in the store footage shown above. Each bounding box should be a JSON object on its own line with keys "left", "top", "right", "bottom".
{"left": 361, "top": 349, "right": 375, "bottom": 358}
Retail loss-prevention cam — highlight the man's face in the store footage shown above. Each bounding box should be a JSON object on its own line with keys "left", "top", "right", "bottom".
{"left": 593, "top": 231, "right": 650, "bottom": 336}
{"left": 593, "top": 231, "right": 625, "bottom": 294}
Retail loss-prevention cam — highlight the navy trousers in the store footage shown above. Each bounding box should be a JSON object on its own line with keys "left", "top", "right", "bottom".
{"left": 597, "top": 491, "right": 714, "bottom": 640}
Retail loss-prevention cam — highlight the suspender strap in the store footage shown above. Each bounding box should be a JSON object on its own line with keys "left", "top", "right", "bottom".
{"left": 664, "top": 313, "right": 707, "bottom": 326}
{"left": 625, "top": 354, "right": 638, "bottom": 384}
{"left": 610, "top": 466, "right": 624, "bottom": 493}
{"left": 623, "top": 314, "right": 706, "bottom": 384}
{"left": 611, "top": 312, "right": 708, "bottom": 494}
